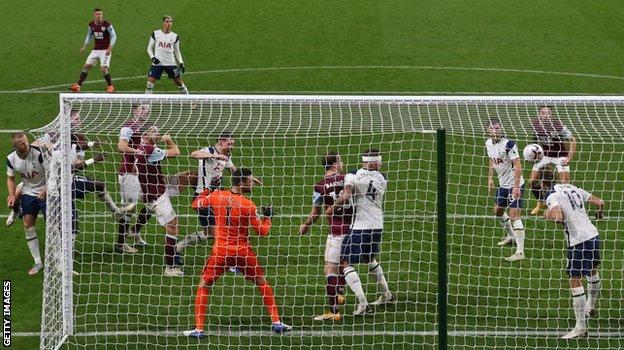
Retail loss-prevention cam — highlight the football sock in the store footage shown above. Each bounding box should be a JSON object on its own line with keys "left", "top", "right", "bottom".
{"left": 338, "top": 272, "right": 346, "bottom": 295}
{"left": 512, "top": 219, "right": 525, "bottom": 253}
{"left": 571, "top": 286, "right": 587, "bottom": 329}
{"left": 176, "top": 231, "right": 207, "bottom": 253}
{"left": 97, "top": 191, "right": 119, "bottom": 213}
{"left": 178, "top": 83, "right": 189, "bottom": 94}
{"left": 25, "top": 227, "right": 42, "bottom": 264}
{"left": 133, "top": 207, "right": 152, "bottom": 234}
{"left": 530, "top": 183, "right": 543, "bottom": 202}
{"left": 117, "top": 216, "right": 129, "bottom": 244}
{"left": 257, "top": 283, "right": 280, "bottom": 323}
{"left": 194, "top": 285, "right": 209, "bottom": 331}
{"left": 344, "top": 266, "right": 367, "bottom": 305}
{"left": 103, "top": 73, "right": 112, "bottom": 86}
{"left": 499, "top": 213, "right": 514, "bottom": 239}
{"left": 326, "top": 274, "right": 339, "bottom": 313}
{"left": 587, "top": 273, "right": 601, "bottom": 310}
{"left": 164, "top": 235, "right": 177, "bottom": 266}
{"left": 368, "top": 260, "right": 390, "bottom": 294}
{"left": 77, "top": 70, "right": 88, "bottom": 85}
{"left": 145, "top": 81, "right": 154, "bottom": 94}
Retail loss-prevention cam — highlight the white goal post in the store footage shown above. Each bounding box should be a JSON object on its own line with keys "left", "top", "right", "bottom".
{"left": 36, "top": 94, "right": 623, "bottom": 350}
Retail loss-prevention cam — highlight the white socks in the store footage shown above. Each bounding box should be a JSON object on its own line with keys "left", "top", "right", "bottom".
{"left": 98, "top": 191, "right": 119, "bottom": 213}
{"left": 587, "top": 273, "right": 601, "bottom": 311}
{"left": 145, "top": 82, "right": 155, "bottom": 94}
{"left": 499, "top": 213, "right": 514, "bottom": 239}
{"left": 176, "top": 231, "right": 208, "bottom": 253}
{"left": 368, "top": 260, "right": 390, "bottom": 294}
{"left": 512, "top": 219, "right": 525, "bottom": 254}
{"left": 25, "top": 226, "right": 42, "bottom": 264}
{"left": 178, "top": 84, "right": 189, "bottom": 94}
{"left": 343, "top": 266, "right": 367, "bottom": 305}
{"left": 571, "top": 286, "right": 587, "bottom": 330}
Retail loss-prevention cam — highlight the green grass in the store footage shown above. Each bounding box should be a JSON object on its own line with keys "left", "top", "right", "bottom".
{"left": 1, "top": 1, "right": 624, "bottom": 349}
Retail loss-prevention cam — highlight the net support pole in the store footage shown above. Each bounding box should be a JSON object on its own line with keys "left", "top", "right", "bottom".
{"left": 437, "top": 128, "right": 447, "bottom": 350}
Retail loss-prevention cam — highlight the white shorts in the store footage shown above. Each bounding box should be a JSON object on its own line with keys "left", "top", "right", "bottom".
{"left": 147, "top": 193, "right": 176, "bottom": 226}
{"left": 532, "top": 156, "right": 570, "bottom": 173}
{"left": 324, "top": 234, "right": 346, "bottom": 264}
{"left": 165, "top": 174, "right": 180, "bottom": 197}
{"left": 85, "top": 50, "right": 112, "bottom": 67}
{"left": 118, "top": 173, "right": 141, "bottom": 206}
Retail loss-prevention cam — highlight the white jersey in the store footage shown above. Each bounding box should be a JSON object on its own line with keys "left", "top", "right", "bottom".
{"left": 147, "top": 30, "right": 183, "bottom": 66}
{"left": 546, "top": 184, "right": 599, "bottom": 247}
{"left": 6, "top": 146, "right": 47, "bottom": 197}
{"left": 486, "top": 137, "right": 524, "bottom": 189}
{"left": 345, "top": 168, "right": 387, "bottom": 230}
{"left": 195, "top": 146, "right": 234, "bottom": 194}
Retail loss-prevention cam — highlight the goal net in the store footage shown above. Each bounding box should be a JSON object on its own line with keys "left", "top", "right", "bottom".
{"left": 37, "top": 94, "right": 622, "bottom": 349}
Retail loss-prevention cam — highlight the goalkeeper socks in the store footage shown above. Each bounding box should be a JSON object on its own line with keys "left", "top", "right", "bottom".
{"left": 103, "top": 73, "right": 112, "bottom": 86}
{"left": 194, "top": 285, "right": 209, "bottom": 331}
{"left": 587, "top": 273, "right": 601, "bottom": 310}
{"left": 145, "top": 81, "right": 154, "bottom": 94}
{"left": 77, "top": 70, "right": 88, "bottom": 85}
{"left": 257, "top": 283, "right": 280, "bottom": 323}
{"left": 97, "top": 192, "right": 119, "bottom": 213}
{"left": 25, "top": 227, "right": 42, "bottom": 264}
{"left": 164, "top": 234, "right": 177, "bottom": 266}
{"left": 571, "top": 286, "right": 587, "bottom": 329}
{"left": 178, "top": 84, "right": 189, "bottom": 94}
{"left": 512, "top": 220, "right": 525, "bottom": 254}
{"left": 326, "top": 274, "right": 339, "bottom": 313}
{"left": 499, "top": 213, "right": 514, "bottom": 239}
{"left": 368, "top": 260, "right": 390, "bottom": 294}
{"left": 134, "top": 207, "right": 152, "bottom": 234}
{"left": 176, "top": 231, "right": 207, "bottom": 253}
{"left": 344, "top": 266, "right": 368, "bottom": 305}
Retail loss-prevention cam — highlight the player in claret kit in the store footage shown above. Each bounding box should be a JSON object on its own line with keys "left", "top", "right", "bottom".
{"left": 544, "top": 183, "right": 604, "bottom": 339}
{"left": 485, "top": 119, "right": 527, "bottom": 261}
{"left": 298, "top": 152, "right": 352, "bottom": 321}
{"left": 70, "top": 8, "right": 117, "bottom": 93}
{"left": 145, "top": 16, "right": 188, "bottom": 94}
{"left": 529, "top": 106, "right": 577, "bottom": 215}
{"left": 184, "top": 168, "right": 291, "bottom": 338}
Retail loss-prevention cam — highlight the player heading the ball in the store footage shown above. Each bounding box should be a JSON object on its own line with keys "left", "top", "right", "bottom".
{"left": 70, "top": 8, "right": 117, "bottom": 93}
{"left": 485, "top": 119, "right": 526, "bottom": 261}
{"left": 145, "top": 16, "right": 188, "bottom": 94}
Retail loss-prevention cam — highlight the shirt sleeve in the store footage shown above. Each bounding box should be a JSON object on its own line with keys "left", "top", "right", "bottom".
{"left": 546, "top": 193, "right": 560, "bottom": 209}
{"left": 84, "top": 26, "right": 93, "bottom": 45}
{"left": 507, "top": 142, "right": 520, "bottom": 160}
{"left": 344, "top": 173, "right": 357, "bottom": 190}
{"left": 248, "top": 202, "right": 271, "bottom": 236}
{"left": 6, "top": 158, "right": 15, "bottom": 177}
{"left": 119, "top": 127, "right": 133, "bottom": 141}
{"left": 578, "top": 187, "right": 592, "bottom": 202}
{"left": 147, "top": 147, "right": 166, "bottom": 163}
{"left": 107, "top": 25, "right": 117, "bottom": 47}
{"left": 225, "top": 156, "right": 234, "bottom": 169}
{"left": 147, "top": 32, "right": 156, "bottom": 59}
{"left": 559, "top": 126, "right": 573, "bottom": 140}
{"left": 312, "top": 191, "right": 323, "bottom": 206}
{"left": 174, "top": 36, "right": 183, "bottom": 64}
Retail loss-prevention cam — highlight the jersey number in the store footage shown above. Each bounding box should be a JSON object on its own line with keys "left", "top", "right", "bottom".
{"left": 564, "top": 191, "right": 584, "bottom": 210}
{"left": 366, "top": 180, "right": 377, "bottom": 201}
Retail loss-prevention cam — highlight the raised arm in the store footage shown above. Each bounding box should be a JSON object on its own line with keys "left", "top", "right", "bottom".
{"left": 161, "top": 135, "right": 180, "bottom": 157}
{"left": 564, "top": 135, "right": 577, "bottom": 163}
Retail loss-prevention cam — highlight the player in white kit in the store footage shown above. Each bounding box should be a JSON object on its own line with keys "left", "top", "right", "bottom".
{"left": 6, "top": 133, "right": 48, "bottom": 275}
{"left": 145, "top": 16, "right": 188, "bottom": 94}
{"left": 485, "top": 119, "right": 527, "bottom": 261}
{"left": 327, "top": 149, "right": 394, "bottom": 316}
{"left": 544, "top": 183, "right": 604, "bottom": 339}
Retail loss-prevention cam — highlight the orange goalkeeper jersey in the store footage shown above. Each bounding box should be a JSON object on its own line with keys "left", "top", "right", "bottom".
{"left": 204, "top": 190, "right": 271, "bottom": 251}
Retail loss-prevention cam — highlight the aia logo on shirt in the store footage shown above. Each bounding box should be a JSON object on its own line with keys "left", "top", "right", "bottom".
{"left": 490, "top": 157, "right": 504, "bottom": 165}
{"left": 158, "top": 42, "right": 172, "bottom": 49}
{"left": 22, "top": 170, "right": 39, "bottom": 179}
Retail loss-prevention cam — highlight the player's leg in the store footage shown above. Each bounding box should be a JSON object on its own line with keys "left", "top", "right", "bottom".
{"left": 314, "top": 235, "right": 344, "bottom": 321}
{"left": 6, "top": 182, "right": 23, "bottom": 226}
{"left": 529, "top": 159, "right": 551, "bottom": 215}
{"left": 367, "top": 230, "right": 394, "bottom": 306}
{"left": 116, "top": 174, "right": 140, "bottom": 253}
{"left": 152, "top": 194, "right": 182, "bottom": 276}
{"left": 493, "top": 188, "right": 514, "bottom": 246}
{"left": 172, "top": 74, "right": 189, "bottom": 94}
{"left": 561, "top": 243, "right": 589, "bottom": 339}
{"left": 71, "top": 52, "right": 97, "bottom": 91}
{"left": 504, "top": 207, "right": 526, "bottom": 261}
{"left": 184, "top": 255, "right": 227, "bottom": 337}
{"left": 175, "top": 207, "right": 211, "bottom": 257}
{"left": 340, "top": 231, "right": 371, "bottom": 315}
{"left": 585, "top": 237, "right": 601, "bottom": 318}
{"left": 21, "top": 195, "right": 43, "bottom": 275}
{"left": 99, "top": 53, "right": 114, "bottom": 92}
{"left": 145, "top": 67, "right": 161, "bottom": 94}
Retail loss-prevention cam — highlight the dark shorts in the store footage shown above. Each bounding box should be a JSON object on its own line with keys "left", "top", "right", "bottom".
{"left": 73, "top": 175, "right": 98, "bottom": 199}
{"left": 20, "top": 194, "right": 46, "bottom": 217}
{"left": 148, "top": 65, "right": 180, "bottom": 80}
{"left": 567, "top": 237, "right": 601, "bottom": 277}
{"left": 340, "top": 229, "right": 383, "bottom": 264}
{"left": 495, "top": 186, "right": 524, "bottom": 209}
{"left": 197, "top": 207, "right": 215, "bottom": 228}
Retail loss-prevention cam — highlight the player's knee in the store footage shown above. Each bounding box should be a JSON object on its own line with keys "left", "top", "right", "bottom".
{"left": 100, "top": 67, "right": 108, "bottom": 74}
{"left": 25, "top": 226, "right": 37, "bottom": 240}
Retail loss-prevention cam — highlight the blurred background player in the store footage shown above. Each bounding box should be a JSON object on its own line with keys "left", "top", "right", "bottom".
{"left": 327, "top": 149, "right": 394, "bottom": 316}
{"left": 544, "top": 183, "right": 604, "bottom": 339}
{"left": 529, "top": 106, "right": 577, "bottom": 215}
{"left": 145, "top": 16, "right": 188, "bottom": 94}
{"left": 134, "top": 127, "right": 184, "bottom": 277}
{"left": 485, "top": 119, "right": 526, "bottom": 261}
{"left": 184, "top": 168, "right": 291, "bottom": 338}
{"left": 298, "top": 152, "right": 351, "bottom": 321}
{"left": 70, "top": 8, "right": 117, "bottom": 93}
{"left": 116, "top": 103, "right": 151, "bottom": 253}
{"left": 6, "top": 133, "right": 48, "bottom": 275}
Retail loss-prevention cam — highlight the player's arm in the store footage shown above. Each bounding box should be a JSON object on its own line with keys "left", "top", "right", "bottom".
{"left": 6, "top": 173, "right": 17, "bottom": 208}
{"left": 298, "top": 205, "right": 322, "bottom": 235}
{"left": 589, "top": 195, "right": 605, "bottom": 219}
{"left": 564, "top": 135, "right": 577, "bottom": 164}
{"left": 147, "top": 32, "right": 159, "bottom": 64}
{"left": 250, "top": 204, "right": 272, "bottom": 236}
{"left": 326, "top": 184, "right": 352, "bottom": 216}
{"left": 117, "top": 127, "right": 137, "bottom": 155}
{"left": 543, "top": 195, "right": 563, "bottom": 222}
{"left": 487, "top": 159, "right": 494, "bottom": 195}
{"left": 81, "top": 26, "right": 92, "bottom": 53}
{"left": 161, "top": 135, "right": 180, "bottom": 158}
{"left": 73, "top": 153, "right": 105, "bottom": 171}
{"left": 106, "top": 25, "right": 117, "bottom": 54}
{"left": 190, "top": 149, "right": 228, "bottom": 160}
{"left": 174, "top": 36, "right": 184, "bottom": 72}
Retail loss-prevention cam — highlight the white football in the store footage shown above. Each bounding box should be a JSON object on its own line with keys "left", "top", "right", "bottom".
{"left": 523, "top": 144, "right": 544, "bottom": 162}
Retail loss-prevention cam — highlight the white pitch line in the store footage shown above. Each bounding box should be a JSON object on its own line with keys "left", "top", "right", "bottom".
{"left": 12, "top": 329, "right": 624, "bottom": 338}
{"left": 14, "top": 65, "right": 624, "bottom": 92}
{"left": 1, "top": 90, "right": 622, "bottom": 95}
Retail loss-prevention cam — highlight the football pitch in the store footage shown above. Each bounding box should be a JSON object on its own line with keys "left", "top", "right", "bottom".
{"left": 1, "top": 1, "right": 624, "bottom": 349}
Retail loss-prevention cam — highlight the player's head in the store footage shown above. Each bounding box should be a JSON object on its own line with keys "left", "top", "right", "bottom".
{"left": 232, "top": 167, "right": 254, "bottom": 193}
{"left": 70, "top": 109, "right": 82, "bottom": 128}
{"left": 131, "top": 103, "right": 150, "bottom": 120}
{"left": 142, "top": 125, "right": 160, "bottom": 145}
{"left": 11, "top": 132, "right": 29, "bottom": 154}
{"left": 216, "top": 131, "right": 235, "bottom": 155}
{"left": 162, "top": 15, "right": 173, "bottom": 31}
{"left": 537, "top": 105, "right": 554, "bottom": 119}
{"left": 362, "top": 149, "right": 382, "bottom": 170}
{"left": 322, "top": 151, "right": 343, "bottom": 172}
{"left": 93, "top": 8, "right": 103, "bottom": 22}
{"left": 487, "top": 118, "right": 503, "bottom": 140}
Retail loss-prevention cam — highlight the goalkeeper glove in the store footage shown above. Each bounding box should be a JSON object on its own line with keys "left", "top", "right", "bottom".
{"left": 179, "top": 63, "right": 185, "bottom": 73}
{"left": 151, "top": 57, "right": 160, "bottom": 65}
{"left": 261, "top": 206, "right": 273, "bottom": 219}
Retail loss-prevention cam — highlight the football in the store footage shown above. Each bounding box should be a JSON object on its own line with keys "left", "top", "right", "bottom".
{"left": 523, "top": 144, "right": 544, "bottom": 162}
